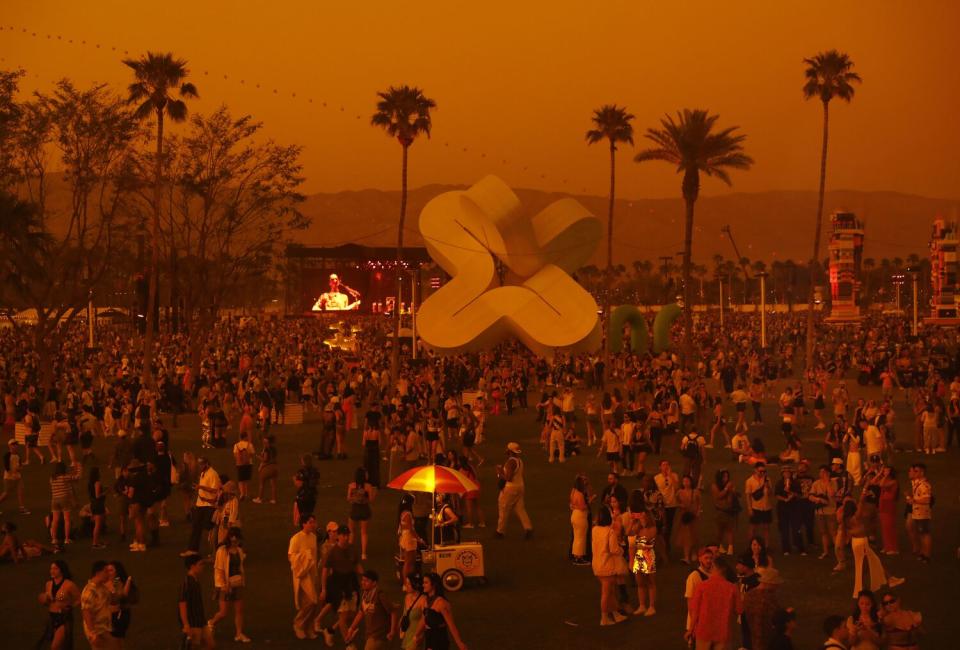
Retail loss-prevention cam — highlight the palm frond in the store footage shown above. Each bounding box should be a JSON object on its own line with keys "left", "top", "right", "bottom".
{"left": 166, "top": 99, "right": 188, "bottom": 122}
{"left": 180, "top": 82, "right": 199, "bottom": 99}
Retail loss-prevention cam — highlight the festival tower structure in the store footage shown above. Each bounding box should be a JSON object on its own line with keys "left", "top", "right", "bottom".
{"left": 825, "top": 211, "right": 865, "bottom": 322}
{"left": 926, "top": 216, "right": 960, "bottom": 323}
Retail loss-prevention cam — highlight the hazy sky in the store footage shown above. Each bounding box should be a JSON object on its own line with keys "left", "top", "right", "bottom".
{"left": 3, "top": 1, "right": 959, "bottom": 199}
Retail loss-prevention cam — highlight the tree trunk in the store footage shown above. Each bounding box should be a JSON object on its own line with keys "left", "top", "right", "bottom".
{"left": 143, "top": 108, "right": 163, "bottom": 388}
{"left": 391, "top": 144, "right": 409, "bottom": 382}
{"left": 805, "top": 100, "right": 830, "bottom": 369}
{"left": 603, "top": 140, "right": 615, "bottom": 376}
{"left": 35, "top": 324, "right": 54, "bottom": 395}
{"left": 681, "top": 169, "right": 698, "bottom": 369}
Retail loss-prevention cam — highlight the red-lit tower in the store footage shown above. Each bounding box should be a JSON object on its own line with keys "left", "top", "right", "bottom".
{"left": 826, "top": 211, "right": 864, "bottom": 322}
{"left": 927, "top": 217, "right": 960, "bottom": 322}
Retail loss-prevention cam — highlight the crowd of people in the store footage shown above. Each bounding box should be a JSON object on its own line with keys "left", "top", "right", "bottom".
{"left": 0, "top": 310, "right": 953, "bottom": 648}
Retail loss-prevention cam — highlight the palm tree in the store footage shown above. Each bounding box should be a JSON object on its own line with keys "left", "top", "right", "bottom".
{"left": 124, "top": 52, "right": 198, "bottom": 385}
{"left": 371, "top": 85, "right": 436, "bottom": 379}
{"left": 635, "top": 109, "right": 753, "bottom": 364}
{"left": 586, "top": 104, "right": 634, "bottom": 375}
{"left": 802, "top": 50, "right": 861, "bottom": 369}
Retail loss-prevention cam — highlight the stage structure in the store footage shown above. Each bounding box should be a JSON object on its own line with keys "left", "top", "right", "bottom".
{"left": 284, "top": 244, "right": 434, "bottom": 316}
{"left": 926, "top": 216, "right": 960, "bottom": 324}
{"left": 826, "top": 211, "right": 865, "bottom": 323}
{"left": 416, "top": 175, "right": 602, "bottom": 358}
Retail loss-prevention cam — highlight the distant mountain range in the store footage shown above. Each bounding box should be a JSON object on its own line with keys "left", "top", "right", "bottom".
{"left": 300, "top": 185, "right": 959, "bottom": 265}
{"left": 37, "top": 172, "right": 958, "bottom": 265}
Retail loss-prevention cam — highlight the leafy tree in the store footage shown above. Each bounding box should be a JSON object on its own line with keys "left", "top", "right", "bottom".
{"left": 125, "top": 106, "right": 307, "bottom": 372}
{"left": 123, "top": 51, "right": 198, "bottom": 384}
{"left": 1, "top": 79, "right": 141, "bottom": 388}
{"left": 635, "top": 109, "right": 753, "bottom": 364}
{"left": 802, "top": 50, "right": 861, "bottom": 368}
{"left": 371, "top": 85, "right": 436, "bottom": 378}
{"left": 0, "top": 69, "right": 26, "bottom": 189}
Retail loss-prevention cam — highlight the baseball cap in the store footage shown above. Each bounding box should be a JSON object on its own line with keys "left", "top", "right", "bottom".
{"left": 506, "top": 442, "right": 522, "bottom": 455}
{"left": 831, "top": 457, "right": 844, "bottom": 465}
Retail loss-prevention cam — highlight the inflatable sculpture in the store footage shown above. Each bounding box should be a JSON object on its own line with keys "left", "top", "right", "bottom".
{"left": 417, "top": 175, "right": 602, "bottom": 357}
{"left": 608, "top": 303, "right": 682, "bottom": 355}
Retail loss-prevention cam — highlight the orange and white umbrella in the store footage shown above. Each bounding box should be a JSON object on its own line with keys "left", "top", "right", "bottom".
{"left": 387, "top": 465, "right": 479, "bottom": 495}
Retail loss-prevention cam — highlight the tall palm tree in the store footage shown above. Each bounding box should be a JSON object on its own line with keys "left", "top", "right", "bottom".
{"left": 371, "top": 85, "right": 436, "bottom": 379}
{"left": 124, "top": 52, "right": 198, "bottom": 385}
{"left": 635, "top": 109, "right": 753, "bottom": 365}
{"left": 586, "top": 104, "right": 634, "bottom": 376}
{"left": 802, "top": 50, "right": 861, "bottom": 368}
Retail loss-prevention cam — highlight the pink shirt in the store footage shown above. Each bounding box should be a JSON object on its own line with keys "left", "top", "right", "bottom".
{"left": 690, "top": 574, "right": 742, "bottom": 642}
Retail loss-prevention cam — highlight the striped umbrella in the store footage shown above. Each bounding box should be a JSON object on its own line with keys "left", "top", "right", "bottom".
{"left": 387, "top": 465, "right": 479, "bottom": 495}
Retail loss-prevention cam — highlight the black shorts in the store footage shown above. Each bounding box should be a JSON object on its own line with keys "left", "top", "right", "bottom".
{"left": 750, "top": 509, "right": 773, "bottom": 525}
{"left": 350, "top": 503, "right": 372, "bottom": 521}
{"left": 237, "top": 465, "right": 253, "bottom": 481}
{"left": 325, "top": 573, "right": 359, "bottom": 606}
{"left": 25, "top": 434, "right": 39, "bottom": 448}
{"left": 736, "top": 403, "right": 746, "bottom": 412}
{"left": 426, "top": 430, "right": 440, "bottom": 442}
{"left": 446, "top": 418, "right": 459, "bottom": 429}
{"left": 912, "top": 518, "right": 931, "bottom": 535}
{"left": 606, "top": 452, "right": 621, "bottom": 462}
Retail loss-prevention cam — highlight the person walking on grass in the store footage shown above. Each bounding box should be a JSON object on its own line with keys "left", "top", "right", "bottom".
{"left": 208, "top": 527, "right": 250, "bottom": 643}
{"left": 252, "top": 435, "right": 278, "bottom": 505}
{"left": 495, "top": 443, "right": 533, "bottom": 540}
{"left": 346, "top": 569, "right": 398, "bottom": 650}
{"left": 178, "top": 555, "right": 213, "bottom": 649}
{"left": 288, "top": 514, "right": 321, "bottom": 640}
{"left": 317, "top": 524, "right": 363, "bottom": 647}
{"left": 81, "top": 561, "right": 118, "bottom": 649}
{"left": 415, "top": 572, "right": 469, "bottom": 650}
{"left": 232, "top": 431, "right": 254, "bottom": 501}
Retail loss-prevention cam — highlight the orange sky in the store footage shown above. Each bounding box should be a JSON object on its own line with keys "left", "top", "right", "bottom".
{"left": 2, "top": 1, "right": 959, "bottom": 199}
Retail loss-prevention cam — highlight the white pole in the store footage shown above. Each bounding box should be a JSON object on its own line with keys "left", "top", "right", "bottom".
{"left": 719, "top": 278, "right": 724, "bottom": 333}
{"left": 912, "top": 274, "right": 919, "bottom": 335}
{"left": 411, "top": 271, "right": 417, "bottom": 360}
{"left": 760, "top": 274, "right": 767, "bottom": 348}
{"left": 88, "top": 290, "right": 95, "bottom": 348}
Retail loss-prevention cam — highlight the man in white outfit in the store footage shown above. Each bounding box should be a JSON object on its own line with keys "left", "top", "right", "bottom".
{"left": 495, "top": 442, "right": 533, "bottom": 540}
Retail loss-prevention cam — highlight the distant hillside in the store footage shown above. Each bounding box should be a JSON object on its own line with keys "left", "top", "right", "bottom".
{"left": 301, "top": 186, "right": 958, "bottom": 265}
{"left": 35, "top": 173, "right": 957, "bottom": 264}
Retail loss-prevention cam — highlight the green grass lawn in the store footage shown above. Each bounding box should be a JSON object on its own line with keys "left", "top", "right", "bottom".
{"left": 1, "top": 378, "right": 956, "bottom": 649}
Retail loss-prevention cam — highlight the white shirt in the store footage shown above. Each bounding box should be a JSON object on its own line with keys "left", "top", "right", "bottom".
{"left": 655, "top": 471, "right": 679, "bottom": 507}
{"left": 679, "top": 393, "right": 697, "bottom": 415}
{"left": 233, "top": 440, "right": 254, "bottom": 466}
{"left": 196, "top": 467, "right": 222, "bottom": 508}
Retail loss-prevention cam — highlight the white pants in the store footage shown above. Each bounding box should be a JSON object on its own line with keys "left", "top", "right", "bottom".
{"left": 548, "top": 432, "right": 565, "bottom": 462}
{"left": 851, "top": 536, "right": 886, "bottom": 597}
{"left": 497, "top": 486, "right": 532, "bottom": 533}
{"left": 570, "top": 509, "right": 588, "bottom": 557}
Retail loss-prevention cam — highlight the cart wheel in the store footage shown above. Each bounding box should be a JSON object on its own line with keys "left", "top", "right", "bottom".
{"left": 442, "top": 569, "right": 465, "bottom": 592}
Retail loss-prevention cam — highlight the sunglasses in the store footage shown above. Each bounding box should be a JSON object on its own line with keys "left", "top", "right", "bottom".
{"left": 882, "top": 599, "right": 896, "bottom": 605}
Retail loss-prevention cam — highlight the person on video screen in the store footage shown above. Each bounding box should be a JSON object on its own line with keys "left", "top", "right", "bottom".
{"left": 313, "top": 273, "right": 361, "bottom": 311}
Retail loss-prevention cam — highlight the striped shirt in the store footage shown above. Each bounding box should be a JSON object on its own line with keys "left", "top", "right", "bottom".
{"left": 50, "top": 471, "right": 78, "bottom": 500}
